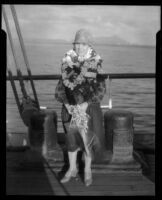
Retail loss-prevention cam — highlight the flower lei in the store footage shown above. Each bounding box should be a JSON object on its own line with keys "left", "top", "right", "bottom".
{"left": 65, "top": 103, "right": 89, "bottom": 131}
{"left": 65, "top": 102, "right": 91, "bottom": 154}
{"left": 61, "top": 47, "right": 102, "bottom": 90}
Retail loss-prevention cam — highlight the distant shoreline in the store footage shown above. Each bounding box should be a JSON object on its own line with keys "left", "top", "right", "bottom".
{"left": 24, "top": 41, "right": 155, "bottom": 49}
{"left": 10, "top": 38, "right": 156, "bottom": 49}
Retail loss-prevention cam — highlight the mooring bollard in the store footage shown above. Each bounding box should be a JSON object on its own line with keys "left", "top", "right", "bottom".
{"left": 104, "top": 110, "right": 134, "bottom": 163}
{"left": 28, "top": 109, "right": 62, "bottom": 158}
{"left": 21, "top": 97, "right": 39, "bottom": 127}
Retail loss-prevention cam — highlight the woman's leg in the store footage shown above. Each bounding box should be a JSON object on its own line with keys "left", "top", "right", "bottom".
{"left": 61, "top": 127, "right": 82, "bottom": 183}
{"left": 84, "top": 152, "right": 92, "bottom": 186}
{"left": 61, "top": 148, "right": 79, "bottom": 183}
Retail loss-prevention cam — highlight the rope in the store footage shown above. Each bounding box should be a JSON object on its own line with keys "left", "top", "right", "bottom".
{"left": 10, "top": 5, "right": 40, "bottom": 110}
{"left": 7, "top": 67, "right": 22, "bottom": 117}
{"left": 2, "top": 6, "right": 28, "bottom": 99}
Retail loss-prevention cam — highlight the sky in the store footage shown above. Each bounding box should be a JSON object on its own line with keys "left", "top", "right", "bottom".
{"left": 2, "top": 4, "right": 161, "bottom": 46}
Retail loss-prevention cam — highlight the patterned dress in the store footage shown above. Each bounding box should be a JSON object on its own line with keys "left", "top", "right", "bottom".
{"left": 55, "top": 46, "right": 106, "bottom": 158}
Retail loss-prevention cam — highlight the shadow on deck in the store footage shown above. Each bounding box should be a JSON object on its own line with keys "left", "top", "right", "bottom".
{"left": 6, "top": 150, "right": 155, "bottom": 196}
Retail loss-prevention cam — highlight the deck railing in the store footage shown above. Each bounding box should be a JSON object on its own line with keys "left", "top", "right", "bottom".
{"left": 7, "top": 73, "right": 155, "bottom": 149}
{"left": 7, "top": 72, "right": 155, "bottom": 111}
{"left": 6, "top": 73, "right": 155, "bottom": 81}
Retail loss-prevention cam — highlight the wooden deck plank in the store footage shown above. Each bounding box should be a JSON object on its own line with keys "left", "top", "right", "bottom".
{"left": 7, "top": 173, "right": 152, "bottom": 187}
{"left": 6, "top": 151, "right": 155, "bottom": 196}
{"left": 7, "top": 173, "right": 155, "bottom": 196}
{"left": 45, "top": 171, "right": 154, "bottom": 191}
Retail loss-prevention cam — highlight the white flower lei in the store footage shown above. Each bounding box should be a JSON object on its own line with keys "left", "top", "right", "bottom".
{"left": 65, "top": 103, "right": 89, "bottom": 133}
{"left": 62, "top": 47, "right": 101, "bottom": 90}
{"left": 65, "top": 102, "right": 91, "bottom": 154}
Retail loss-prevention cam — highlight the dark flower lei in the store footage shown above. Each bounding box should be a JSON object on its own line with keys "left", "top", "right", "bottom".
{"left": 61, "top": 47, "right": 103, "bottom": 91}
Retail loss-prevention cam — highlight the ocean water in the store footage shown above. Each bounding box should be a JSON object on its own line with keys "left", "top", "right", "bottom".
{"left": 6, "top": 42, "right": 155, "bottom": 137}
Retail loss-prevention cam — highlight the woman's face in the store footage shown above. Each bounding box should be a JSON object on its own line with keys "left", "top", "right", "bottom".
{"left": 74, "top": 43, "right": 89, "bottom": 57}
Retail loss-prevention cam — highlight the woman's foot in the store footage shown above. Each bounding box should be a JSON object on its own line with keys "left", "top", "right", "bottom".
{"left": 84, "top": 171, "right": 92, "bottom": 186}
{"left": 60, "top": 169, "right": 78, "bottom": 183}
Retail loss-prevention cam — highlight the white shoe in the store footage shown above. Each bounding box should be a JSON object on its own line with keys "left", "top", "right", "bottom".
{"left": 84, "top": 171, "right": 92, "bottom": 186}
{"left": 60, "top": 169, "right": 78, "bottom": 183}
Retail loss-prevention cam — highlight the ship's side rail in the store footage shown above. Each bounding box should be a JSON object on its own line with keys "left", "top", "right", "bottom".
{"left": 7, "top": 73, "right": 155, "bottom": 149}
{"left": 6, "top": 73, "right": 155, "bottom": 81}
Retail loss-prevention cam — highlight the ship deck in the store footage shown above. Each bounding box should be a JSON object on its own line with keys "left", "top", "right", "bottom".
{"left": 6, "top": 150, "right": 155, "bottom": 196}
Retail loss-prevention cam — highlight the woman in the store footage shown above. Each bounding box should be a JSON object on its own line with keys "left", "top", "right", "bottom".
{"left": 55, "top": 29, "right": 106, "bottom": 186}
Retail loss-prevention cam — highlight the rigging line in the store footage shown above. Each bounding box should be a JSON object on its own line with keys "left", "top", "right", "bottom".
{"left": 2, "top": 6, "right": 28, "bottom": 99}
{"left": 7, "top": 67, "right": 22, "bottom": 118}
{"left": 10, "top": 5, "right": 40, "bottom": 110}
